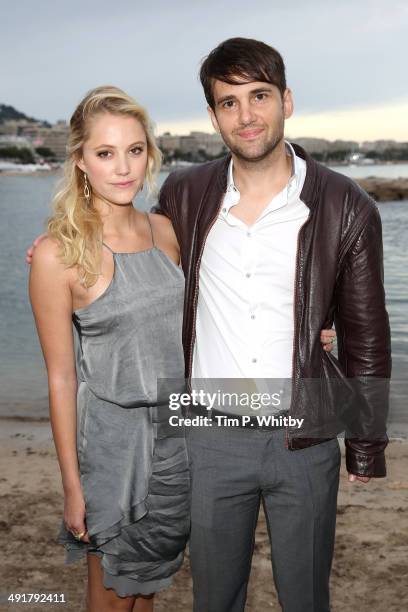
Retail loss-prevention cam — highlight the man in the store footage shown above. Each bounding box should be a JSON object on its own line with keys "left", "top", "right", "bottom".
{"left": 154, "top": 38, "right": 391, "bottom": 612}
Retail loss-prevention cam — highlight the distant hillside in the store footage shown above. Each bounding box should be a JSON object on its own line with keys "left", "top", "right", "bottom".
{"left": 0, "top": 103, "right": 50, "bottom": 127}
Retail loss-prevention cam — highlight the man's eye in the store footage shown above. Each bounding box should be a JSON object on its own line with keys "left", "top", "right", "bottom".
{"left": 97, "top": 151, "right": 111, "bottom": 158}
{"left": 255, "top": 93, "right": 267, "bottom": 101}
{"left": 222, "top": 100, "right": 235, "bottom": 109}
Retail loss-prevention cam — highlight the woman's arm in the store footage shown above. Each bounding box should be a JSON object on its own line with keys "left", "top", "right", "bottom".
{"left": 29, "top": 239, "right": 89, "bottom": 541}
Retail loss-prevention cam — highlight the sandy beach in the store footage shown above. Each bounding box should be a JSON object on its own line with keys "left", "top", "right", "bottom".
{"left": 0, "top": 418, "right": 407, "bottom": 612}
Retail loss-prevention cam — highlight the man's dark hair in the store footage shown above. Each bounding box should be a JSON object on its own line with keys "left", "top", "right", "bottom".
{"left": 200, "top": 37, "right": 287, "bottom": 110}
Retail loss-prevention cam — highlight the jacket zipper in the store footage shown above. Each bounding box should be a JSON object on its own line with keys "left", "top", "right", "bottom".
{"left": 188, "top": 197, "right": 225, "bottom": 378}
{"left": 286, "top": 212, "right": 312, "bottom": 449}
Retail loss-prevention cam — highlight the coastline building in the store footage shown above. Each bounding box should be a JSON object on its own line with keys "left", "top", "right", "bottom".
{"left": 19, "top": 120, "right": 69, "bottom": 160}
{"left": 157, "top": 130, "right": 226, "bottom": 158}
{"left": 157, "top": 132, "right": 181, "bottom": 154}
{"left": 1, "top": 100, "right": 407, "bottom": 166}
{"left": 0, "top": 135, "right": 34, "bottom": 151}
{"left": 360, "top": 140, "right": 408, "bottom": 152}
{"left": 291, "top": 137, "right": 359, "bottom": 154}
{"left": 0, "top": 119, "right": 69, "bottom": 160}
{"left": 0, "top": 120, "right": 35, "bottom": 137}
{"left": 190, "top": 131, "right": 225, "bottom": 156}
{"left": 38, "top": 121, "right": 69, "bottom": 159}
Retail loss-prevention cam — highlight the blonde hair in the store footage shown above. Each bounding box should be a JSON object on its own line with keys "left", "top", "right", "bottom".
{"left": 48, "top": 85, "right": 162, "bottom": 287}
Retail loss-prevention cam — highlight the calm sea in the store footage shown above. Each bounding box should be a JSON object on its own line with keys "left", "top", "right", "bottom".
{"left": 0, "top": 165, "right": 407, "bottom": 435}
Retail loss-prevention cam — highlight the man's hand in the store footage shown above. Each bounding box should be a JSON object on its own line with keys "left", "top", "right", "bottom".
{"left": 348, "top": 473, "right": 371, "bottom": 484}
{"left": 26, "top": 233, "right": 47, "bottom": 264}
{"left": 320, "top": 329, "right": 336, "bottom": 352}
{"left": 321, "top": 330, "right": 370, "bottom": 483}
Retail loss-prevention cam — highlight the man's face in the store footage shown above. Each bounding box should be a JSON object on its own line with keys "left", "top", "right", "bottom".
{"left": 208, "top": 79, "right": 293, "bottom": 163}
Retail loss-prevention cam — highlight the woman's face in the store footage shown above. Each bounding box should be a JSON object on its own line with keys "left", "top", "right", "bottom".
{"left": 77, "top": 112, "right": 148, "bottom": 206}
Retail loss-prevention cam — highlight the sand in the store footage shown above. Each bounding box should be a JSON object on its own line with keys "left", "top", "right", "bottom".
{"left": 0, "top": 418, "right": 407, "bottom": 611}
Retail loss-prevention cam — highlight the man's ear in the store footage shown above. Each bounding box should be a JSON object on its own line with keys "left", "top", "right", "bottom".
{"left": 207, "top": 106, "right": 220, "bottom": 133}
{"left": 283, "top": 88, "right": 294, "bottom": 120}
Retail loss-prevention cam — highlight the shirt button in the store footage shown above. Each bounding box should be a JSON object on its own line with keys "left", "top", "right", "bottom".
{"left": 247, "top": 232, "right": 251, "bottom": 237}
{"left": 252, "top": 358, "right": 257, "bottom": 363}
{"left": 250, "top": 314, "right": 256, "bottom": 320}
{"left": 245, "top": 273, "right": 251, "bottom": 278}
{"left": 222, "top": 207, "right": 227, "bottom": 213}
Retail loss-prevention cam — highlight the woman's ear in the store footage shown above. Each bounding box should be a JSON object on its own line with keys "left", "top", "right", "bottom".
{"left": 76, "top": 156, "right": 86, "bottom": 173}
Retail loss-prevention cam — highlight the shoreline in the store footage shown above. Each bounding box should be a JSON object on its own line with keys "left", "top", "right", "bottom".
{"left": 0, "top": 168, "right": 60, "bottom": 177}
{"left": 1, "top": 168, "right": 408, "bottom": 201}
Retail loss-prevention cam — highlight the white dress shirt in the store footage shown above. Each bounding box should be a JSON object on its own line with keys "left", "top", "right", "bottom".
{"left": 192, "top": 142, "right": 309, "bottom": 412}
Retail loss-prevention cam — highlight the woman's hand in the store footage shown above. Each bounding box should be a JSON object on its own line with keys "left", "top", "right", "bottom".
{"left": 64, "top": 487, "right": 90, "bottom": 543}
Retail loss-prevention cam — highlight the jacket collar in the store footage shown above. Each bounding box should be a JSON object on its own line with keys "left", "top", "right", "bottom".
{"left": 215, "top": 142, "right": 319, "bottom": 211}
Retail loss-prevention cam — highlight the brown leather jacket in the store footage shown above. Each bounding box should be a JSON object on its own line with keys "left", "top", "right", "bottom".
{"left": 153, "top": 143, "right": 392, "bottom": 478}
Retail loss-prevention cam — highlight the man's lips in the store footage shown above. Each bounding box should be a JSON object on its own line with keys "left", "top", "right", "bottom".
{"left": 237, "top": 128, "right": 264, "bottom": 140}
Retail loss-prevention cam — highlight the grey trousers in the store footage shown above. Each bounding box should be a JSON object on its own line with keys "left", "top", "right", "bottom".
{"left": 186, "top": 424, "right": 341, "bottom": 612}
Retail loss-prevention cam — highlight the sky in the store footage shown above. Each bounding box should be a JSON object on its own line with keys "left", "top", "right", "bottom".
{"left": 1, "top": 0, "right": 407, "bottom": 142}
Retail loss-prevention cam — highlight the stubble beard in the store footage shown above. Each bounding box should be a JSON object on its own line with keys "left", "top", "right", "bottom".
{"left": 224, "top": 122, "right": 285, "bottom": 164}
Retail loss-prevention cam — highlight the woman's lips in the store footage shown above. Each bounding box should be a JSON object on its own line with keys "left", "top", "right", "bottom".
{"left": 112, "top": 180, "right": 135, "bottom": 188}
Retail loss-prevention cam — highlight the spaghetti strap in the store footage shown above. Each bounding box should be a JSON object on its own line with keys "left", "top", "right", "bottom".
{"left": 145, "top": 212, "right": 155, "bottom": 248}
{"left": 102, "top": 241, "right": 115, "bottom": 254}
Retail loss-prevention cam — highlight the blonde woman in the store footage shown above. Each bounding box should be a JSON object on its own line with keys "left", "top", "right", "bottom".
{"left": 29, "top": 86, "right": 190, "bottom": 612}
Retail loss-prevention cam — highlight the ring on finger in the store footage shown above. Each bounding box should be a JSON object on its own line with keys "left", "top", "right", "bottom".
{"left": 71, "top": 530, "right": 86, "bottom": 541}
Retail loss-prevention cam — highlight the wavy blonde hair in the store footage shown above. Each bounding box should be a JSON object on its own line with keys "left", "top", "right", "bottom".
{"left": 48, "top": 85, "right": 162, "bottom": 287}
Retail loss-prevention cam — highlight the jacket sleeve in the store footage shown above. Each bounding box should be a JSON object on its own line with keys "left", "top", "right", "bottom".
{"left": 334, "top": 204, "right": 392, "bottom": 478}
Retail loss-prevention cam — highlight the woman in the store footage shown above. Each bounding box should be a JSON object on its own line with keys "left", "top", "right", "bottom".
{"left": 29, "top": 86, "right": 190, "bottom": 612}
{"left": 29, "top": 85, "right": 336, "bottom": 612}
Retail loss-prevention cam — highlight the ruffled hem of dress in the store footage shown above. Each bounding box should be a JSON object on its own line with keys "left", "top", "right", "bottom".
{"left": 102, "top": 566, "right": 172, "bottom": 597}
{"left": 61, "top": 548, "right": 173, "bottom": 596}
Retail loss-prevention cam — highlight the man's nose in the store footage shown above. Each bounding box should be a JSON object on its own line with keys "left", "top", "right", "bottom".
{"left": 238, "top": 101, "right": 256, "bottom": 125}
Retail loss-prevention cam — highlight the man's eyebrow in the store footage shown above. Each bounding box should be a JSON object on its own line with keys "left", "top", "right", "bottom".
{"left": 250, "top": 87, "right": 273, "bottom": 95}
{"left": 216, "top": 86, "right": 273, "bottom": 106}
{"left": 93, "top": 141, "right": 145, "bottom": 150}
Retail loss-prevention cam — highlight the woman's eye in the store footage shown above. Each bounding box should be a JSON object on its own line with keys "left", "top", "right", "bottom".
{"left": 97, "top": 151, "right": 111, "bottom": 158}
{"left": 131, "top": 147, "right": 144, "bottom": 155}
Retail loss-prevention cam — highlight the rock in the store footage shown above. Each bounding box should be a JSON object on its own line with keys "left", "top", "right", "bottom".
{"left": 356, "top": 177, "right": 408, "bottom": 202}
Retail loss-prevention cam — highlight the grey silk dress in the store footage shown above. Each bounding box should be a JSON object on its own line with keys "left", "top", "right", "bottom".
{"left": 57, "top": 214, "right": 190, "bottom": 597}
